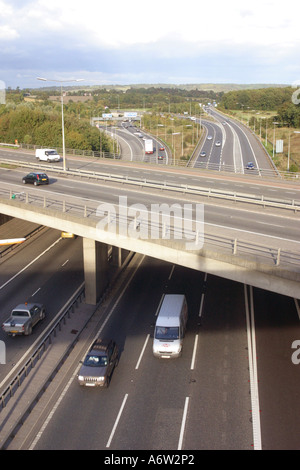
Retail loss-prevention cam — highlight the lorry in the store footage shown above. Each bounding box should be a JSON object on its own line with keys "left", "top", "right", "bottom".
{"left": 2, "top": 303, "right": 46, "bottom": 336}
{"left": 144, "top": 139, "right": 154, "bottom": 154}
{"left": 153, "top": 294, "right": 188, "bottom": 358}
{"left": 35, "top": 148, "right": 60, "bottom": 162}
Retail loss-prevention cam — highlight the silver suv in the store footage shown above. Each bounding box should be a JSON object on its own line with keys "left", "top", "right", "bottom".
{"left": 78, "top": 338, "right": 119, "bottom": 387}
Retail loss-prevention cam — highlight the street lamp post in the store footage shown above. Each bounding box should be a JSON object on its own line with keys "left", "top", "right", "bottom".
{"left": 37, "top": 77, "right": 84, "bottom": 171}
{"left": 293, "top": 131, "right": 300, "bottom": 172}
{"left": 272, "top": 121, "right": 279, "bottom": 159}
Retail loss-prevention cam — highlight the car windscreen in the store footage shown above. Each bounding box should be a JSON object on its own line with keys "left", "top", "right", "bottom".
{"left": 83, "top": 354, "right": 108, "bottom": 367}
{"left": 155, "top": 326, "right": 179, "bottom": 340}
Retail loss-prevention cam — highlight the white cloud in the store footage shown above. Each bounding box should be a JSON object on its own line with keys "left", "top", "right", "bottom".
{"left": 0, "top": 24, "right": 19, "bottom": 40}
{"left": 2, "top": 0, "right": 299, "bottom": 49}
{"left": 1, "top": 0, "right": 299, "bottom": 87}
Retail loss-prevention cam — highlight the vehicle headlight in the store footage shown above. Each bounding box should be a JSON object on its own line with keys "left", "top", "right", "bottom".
{"left": 96, "top": 377, "right": 105, "bottom": 381}
{"left": 78, "top": 375, "right": 84, "bottom": 381}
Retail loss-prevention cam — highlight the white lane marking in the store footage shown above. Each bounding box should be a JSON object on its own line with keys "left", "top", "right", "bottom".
{"left": 0, "top": 282, "right": 84, "bottom": 390}
{"left": 106, "top": 394, "right": 129, "bottom": 448}
{"left": 135, "top": 334, "right": 150, "bottom": 370}
{"left": 244, "top": 284, "right": 262, "bottom": 450}
{"left": 29, "top": 365, "right": 80, "bottom": 450}
{"left": 199, "top": 272, "right": 207, "bottom": 319}
{"left": 190, "top": 335, "right": 199, "bottom": 370}
{"left": 29, "top": 255, "right": 145, "bottom": 449}
{"left": 178, "top": 396, "right": 190, "bottom": 450}
{"left": 205, "top": 221, "right": 300, "bottom": 245}
{"left": 199, "top": 294, "right": 205, "bottom": 318}
{"left": 0, "top": 238, "right": 61, "bottom": 291}
{"left": 32, "top": 287, "right": 41, "bottom": 297}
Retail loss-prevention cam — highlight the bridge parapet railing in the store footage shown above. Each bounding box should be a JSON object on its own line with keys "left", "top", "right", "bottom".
{"left": 1, "top": 157, "right": 300, "bottom": 213}
{"left": 0, "top": 186, "right": 299, "bottom": 271}
{"left": 0, "top": 284, "right": 85, "bottom": 411}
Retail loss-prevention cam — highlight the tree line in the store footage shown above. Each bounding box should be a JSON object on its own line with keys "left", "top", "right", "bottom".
{"left": 0, "top": 102, "right": 113, "bottom": 152}
{"left": 1, "top": 86, "right": 299, "bottom": 149}
{"left": 219, "top": 87, "right": 300, "bottom": 127}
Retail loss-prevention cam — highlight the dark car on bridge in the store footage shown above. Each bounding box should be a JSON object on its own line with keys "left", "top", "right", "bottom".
{"left": 78, "top": 338, "right": 119, "bottom": 388}
{"left": 246, "top": 162, "right": 255, "bottom": 170}
{"left": 22, "top": 171, "right": 49, "bottom": 186}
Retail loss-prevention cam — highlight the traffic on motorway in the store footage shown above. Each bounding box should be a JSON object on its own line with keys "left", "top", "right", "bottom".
{"left": 0, "top": 109, "right": 300, "bottom": 449}
{"left": 1, "top": 249, "right": 298, "bottom": 450}
{"left": 0, "top": 106, "right": 274, "bottom": 174}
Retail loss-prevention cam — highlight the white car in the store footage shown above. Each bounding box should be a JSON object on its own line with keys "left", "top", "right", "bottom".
{"left": 215, "top": 141, "right": 221, "bottom": 147}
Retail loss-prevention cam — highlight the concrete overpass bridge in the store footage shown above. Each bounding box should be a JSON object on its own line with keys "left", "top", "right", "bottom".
{"left": 0, "top": 179, "right": 299, "bottom": 305}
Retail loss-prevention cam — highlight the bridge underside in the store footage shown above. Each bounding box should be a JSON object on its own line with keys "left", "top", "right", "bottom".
{"left": 1, "top": 201, "right": 299, "bottom": 304}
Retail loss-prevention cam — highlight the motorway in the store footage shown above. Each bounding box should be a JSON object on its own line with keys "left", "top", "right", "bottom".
{"left": 1, "top": 245, "right": 299, "bottom": 450}
{"left": 0, "top": 226, "right": 84, "bottom": 385}
{"left": 83, "top": 107, "right": 272, "bottom": 173}
{"left": 0, "top": 111, "right": 300, "bottom": 450}
{"left": 27, "top": 256, "right": 254, "bottom": 450}
{"left": 194, "top": 107, "right": 273, "bottom": 174}
{"left": 0, "top": 162, "right": 300, "bottom": 262}
{"left": 104, "top": 122, "right": 169, "bottom": 164}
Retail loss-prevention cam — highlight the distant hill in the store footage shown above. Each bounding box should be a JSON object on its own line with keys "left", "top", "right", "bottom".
{"left": 32, "top": 83, "right": 289, "bottom": 93}
{"left": 122, "top": 83, "right": 289, "bottom": 93}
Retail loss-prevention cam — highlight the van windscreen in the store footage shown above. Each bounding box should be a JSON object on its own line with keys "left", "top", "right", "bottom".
{"left": 155, "top": 326, "right": 179, "bottom": 340}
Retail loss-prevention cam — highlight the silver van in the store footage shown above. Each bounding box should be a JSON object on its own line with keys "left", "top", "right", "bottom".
{"left": 153, "top": 294, "right": 188, "bottom": 359}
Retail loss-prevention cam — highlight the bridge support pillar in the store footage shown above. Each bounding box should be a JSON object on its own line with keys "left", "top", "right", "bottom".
{"left": 83, "top": 238, "right": 108, "bottom": 305}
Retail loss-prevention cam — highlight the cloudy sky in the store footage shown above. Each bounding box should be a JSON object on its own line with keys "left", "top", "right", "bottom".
{"left": 1, "top": 0, "right": 299, "bottom": 89}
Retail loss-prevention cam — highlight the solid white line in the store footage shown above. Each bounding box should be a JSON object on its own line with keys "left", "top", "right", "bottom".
{"left": 190, "top": 335, "right": 198, "bottom": 370}
{"left": 0, "top": 238, "right": 61, "bottom": 290}
{"left": 28, "top": 256, "right": 145, "bottom": 448}
{"left": 135, "top": 334, "right": 150, "bottom": 370}
{"left": 29, "top": 365, "right": 80, "bottom": 450}
{"left": 0, "top": 281, "right": 85, "bottom": 391}
{"left": 178, "top": 397, "right": 190, "bottom": 450}
{"left": 244, "top": 284, "right": 262, "bottom": 450}
{"left": 106, "top": 394, "right": 129, "bottom": 448}
{"left": 205, "top": 221, "right": 300, "bottom": 245}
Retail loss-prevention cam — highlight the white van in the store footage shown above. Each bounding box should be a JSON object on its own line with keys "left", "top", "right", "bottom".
{"left": 35, "top": 148, "right": 60, "bottom": 162}
{"left": 153, "top": 294, "right": 188, "bottom": 359}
